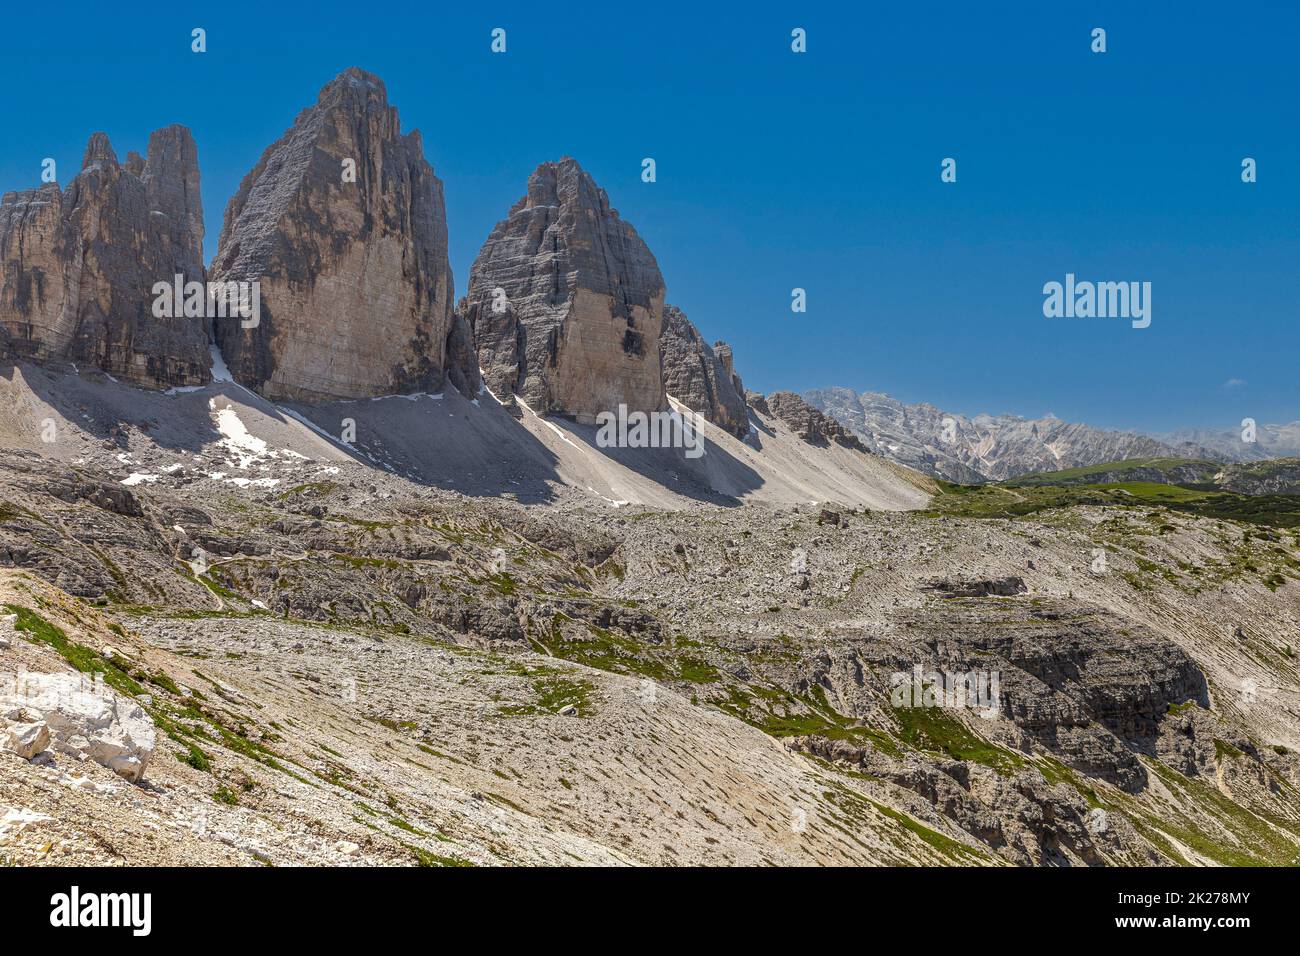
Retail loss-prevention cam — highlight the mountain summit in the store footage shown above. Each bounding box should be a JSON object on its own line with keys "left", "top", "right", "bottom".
{"left": 464, "top": 157, "right": 667, "bottom": 422}
{"left": 805, "top": 387, "right": 1228, "bottom": 481}
{"left": 0, "top": 126, "right": 208, "bottom": 387}
{"left": 210, "top": 67, "right": 472, "bottom": 401}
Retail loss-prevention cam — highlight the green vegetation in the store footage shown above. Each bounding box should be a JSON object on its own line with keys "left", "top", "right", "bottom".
{"left": 1004, "top": 458, "right": 1214, "bottom": 488}
{"left": 3, "top": 604, "right": 143, "bottom": 697}
{"left": 717, "top": 683, "right": 904, "bottom": 758}
{"left": 177, "top": 743, "right": 212, "bottom": 772}
{"left": 821, "top": 779, "right": 989, "bottom": 864}
{"left": 275, "top": 481, "right": 340, "bottom": 500}
{"left": 533, "top": 614, "right": 672, "bottom": 681}
{"left": 500, "top": 675, "right": 593, "bottom": 717}
{"left": 1035, "top": 756, "right": 1102, "bottom": 808}
{"left": 1213, "top": 739, "right": 1244, "bottom": 761}
{"left": 405, "top": 843, "right": 474, "bottom": 867}
{"left": 1132, "top": 758, "right": 1300, "bottom": 866}
{"left": 889, "top": 700, "right": 1024, "bottom": 775}
{"left": 929, "top": 478, "right": 1300, "bottom": 528}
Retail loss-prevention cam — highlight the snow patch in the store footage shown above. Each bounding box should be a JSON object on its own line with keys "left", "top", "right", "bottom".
{"left": 209, "top": 345, "right": 234, "bottom": 383}
{"left": 210, "top": 399, "right": 268, "bottom": 468}
{"left": 516, "top": 395, "right": 582, "bottom": 450}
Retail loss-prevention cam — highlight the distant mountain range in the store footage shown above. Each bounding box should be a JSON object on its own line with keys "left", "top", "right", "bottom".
{"left": 805, "top": 386, "right": 1300, "bottom": 482}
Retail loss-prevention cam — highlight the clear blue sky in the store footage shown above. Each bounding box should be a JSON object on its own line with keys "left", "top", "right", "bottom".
{"left": 2, "top": 1, "right": 1295, "bottom": 432}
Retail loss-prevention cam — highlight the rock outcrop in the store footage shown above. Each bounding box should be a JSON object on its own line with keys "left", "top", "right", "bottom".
{"left": 211, "top": 67, "right": 474, "bottom": 402}
{"left": 1, "top": 672, "right": 156, "bottom": 782}
{"left": 0, "top": 127, "right": 210, "bottom": 387}
{"left": 763, "top": 391, "right": 869, "bottom": 452}
{"left": 659, "top": 305, "right": 749, "bottom": 438}
{"left": 464, "top": 157, "right": 666, "bottom": 423}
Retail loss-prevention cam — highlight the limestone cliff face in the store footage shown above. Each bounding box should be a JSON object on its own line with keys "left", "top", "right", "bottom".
{"left": 659, "top": 305, "right": 749, "bottom": 437}
{"left": 211, "top": 67, "right": 474, "bottom": 402}
{"left": 464, "top": 158, "right": 666, "bottom": 423}
{"left": 0, "top": 127, "right": 209, "bottom": 387}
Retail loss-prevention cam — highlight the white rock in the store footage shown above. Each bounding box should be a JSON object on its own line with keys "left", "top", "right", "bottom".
{"left": 335, "top": 840, "right": 361, "bottom": 856}
{"left": 0, "top": 672, "right": 155, "bottom": 783}
{"left": 3, "top": 721, "right": 50, "bottom": 759}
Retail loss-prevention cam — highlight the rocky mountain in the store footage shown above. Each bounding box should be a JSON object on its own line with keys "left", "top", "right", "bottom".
{"left": 0, "top": 127, "right": 210, "bottom": 388}
{"left": 210, "top": 67, "right": 473, "bottom": 402}
{"left": 806, "top": 387, "right": 1218, "bottom": 482}
{"left": 658, "top": 305, "right": 749, "bottom": 437}
{"left": 464, "top": 158, "right": 666, "bottom": 423}
{"left": 1216, "top": 458, "right": 1300, "bottom": 495}
{"left": 1162, "top": 422, "right": 1300, "bottom": 462}
{"left": 2, "top": 66, "right": 1297, "bottom": 871}
{"left": 760, "top": 391, "right": 869, "bottom": 453}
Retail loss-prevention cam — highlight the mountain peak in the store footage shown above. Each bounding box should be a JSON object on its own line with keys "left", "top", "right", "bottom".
{"left": 81, "top": 131, "right": 118, "bottom": 169}
{"left": 465, "top": 158, "right": 665, "bottom": 422}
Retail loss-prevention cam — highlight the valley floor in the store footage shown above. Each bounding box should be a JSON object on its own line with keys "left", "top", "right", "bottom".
{"left": 2, "top": 366, "right": 1299, "bottom": 866}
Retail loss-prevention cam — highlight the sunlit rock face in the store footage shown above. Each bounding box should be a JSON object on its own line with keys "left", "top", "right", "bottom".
{"left": 659, "top": 304, "right": 749, "bottom": 438}
{"left": 464, "top": 157, "right": 666, "bottom": 424}
{"left": 211, "top": 67, "right": 474, "bottom": 402}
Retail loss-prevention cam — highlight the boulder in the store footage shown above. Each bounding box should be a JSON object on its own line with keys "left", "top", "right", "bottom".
{"left": 0, "top": 673, "right": 155, "bottom": 782}
{"left": 3, "top": 719, "right": 50, "bottom": 760}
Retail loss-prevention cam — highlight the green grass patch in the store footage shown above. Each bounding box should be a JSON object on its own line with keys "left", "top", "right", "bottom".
{"left": 890, "top": 700, "right": 1023, "bottom": 775}
{"left": 3, "top": 604, "right": 143, "bottom": 698}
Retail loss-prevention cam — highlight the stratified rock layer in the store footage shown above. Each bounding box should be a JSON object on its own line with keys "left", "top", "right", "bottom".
{"left": 211, "top": 67, "right": 473, "bottom": 402}
{"left": 764, "top": 391, "right": 869, "bottom": 452}
{"left": 659, "top": 305, "right": 749, "bottom": 438}
{"left": 0, "top": 127, "right": 209, "bottom": 387}
{"left": 464, "top": 158, "right": 666, "bottom": 423}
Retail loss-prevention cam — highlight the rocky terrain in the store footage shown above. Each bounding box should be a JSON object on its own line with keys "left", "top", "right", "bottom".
{"left": 802, "top": 386, "right": 1290, "bottom": 482}
{"left": 1, "top": 66, "right": 1296, "bottom": 868}
{"left": 0, "top": 403, "right": 1297, "bottom": 866}
{"left": 0, "top": 127, "right": 209, "bottom": 388}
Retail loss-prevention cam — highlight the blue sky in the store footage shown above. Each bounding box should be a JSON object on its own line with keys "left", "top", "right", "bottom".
{"left": 2, "top": 1, "right": 1295, "bottom": 432}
